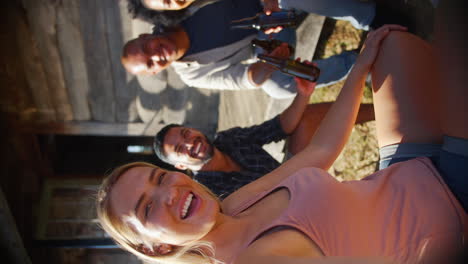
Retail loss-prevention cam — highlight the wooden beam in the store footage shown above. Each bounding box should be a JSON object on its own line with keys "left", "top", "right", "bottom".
{"left": 56, "top": 0, "right": 91, "bottom": 121}
{"left": 295, "top": 14, "right": 325, "bottom": 60}
{"left": 0, "top": 2, "right": 37, "bottom": 122}
{"left": 15, "top": 1, "right": 56, "bottom": 122}
{"left": 22, "top": 0, "right": 74, "bottom": 121}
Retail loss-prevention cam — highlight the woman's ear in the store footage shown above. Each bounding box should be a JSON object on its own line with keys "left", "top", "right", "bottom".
{"left": 155, "top": 243, "right": 173, "bottom": 255}
{"left": 175, "top": 163, "right": 187, "bottom": 170}
{"left": 136, "top": 243, "right": 173, "bottom": 256}
{"left": 137, "top": 244, "right": 157, "bottom": 256}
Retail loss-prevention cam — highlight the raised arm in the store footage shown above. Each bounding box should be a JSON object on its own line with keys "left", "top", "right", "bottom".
{"left": 247, "top": 43, "right": 291, "bottom": 88}
{"left": 278, "top": 61, "right": 316, "bottom": 134}
{"left": 218, "top": 76, "right": 314, "bottom": 147}
{"left": 223, "top": 25, "right": 407, "bottom": 206}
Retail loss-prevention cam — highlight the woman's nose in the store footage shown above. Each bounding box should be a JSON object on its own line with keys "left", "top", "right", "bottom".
{"left": 164, "top": 186, "right": 178, "bottom": 207}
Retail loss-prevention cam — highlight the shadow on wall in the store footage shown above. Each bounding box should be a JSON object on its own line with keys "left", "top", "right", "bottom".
{"left": 132, "top": 68, "right": 220, "bottom": 138}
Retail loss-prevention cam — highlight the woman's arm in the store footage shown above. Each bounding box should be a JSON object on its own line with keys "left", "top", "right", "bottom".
{"left": 223, "top": 25, "right": 407, "bottom": 207}
{"left": 278, "top": 61, "right": 316, "bottom": 134}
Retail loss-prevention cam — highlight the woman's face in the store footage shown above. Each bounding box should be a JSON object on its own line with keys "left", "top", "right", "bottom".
{"left": 109, "top": 166, "right": 220, "bottom": 245}
{"left": 142, "top": 0, "right": 195, "bottom": 11}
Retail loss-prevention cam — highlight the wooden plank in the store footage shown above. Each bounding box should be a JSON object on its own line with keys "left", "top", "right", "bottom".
{"left": 103, "top": 0, "right": 139, "bottom": 122}
{"left": 295, "top": 14, "right": 325, "bottom": 60}
{"left": 22, "top": 0, "right": 73, "bottom": 121}
{"left": 56, "top": 0, "right": 91, "bottom": 121}
{"left": 217, "top": 89, "right": 272, "bottom": 131}
{"left": 15, "top": 1, "right": 56, "bottom": 122}
{"left": 79, "top": 0, "right": 116, "bottom": 122}
{"left": 0, "top": 1, "right": 37, "bottom": 122}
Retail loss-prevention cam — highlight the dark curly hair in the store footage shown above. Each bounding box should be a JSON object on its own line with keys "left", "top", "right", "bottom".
{"left": 153, "top": 124, "right": 182, "bottom": 164}
{"left": 126, "top": 0, "right": 194, "bottom": 28}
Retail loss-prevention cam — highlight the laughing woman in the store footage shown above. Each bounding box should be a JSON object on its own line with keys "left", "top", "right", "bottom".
{"left": 96, "top": 25, "right": 467, "bottom": 264}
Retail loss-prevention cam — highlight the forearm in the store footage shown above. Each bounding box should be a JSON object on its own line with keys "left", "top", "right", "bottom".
{"left": 248, "top": 62, "right": 277, "bottom": 87}
{"left": 304, "top": 62, "right": 370, "bottom": 170}
{"left": 177, "top": 63, "right": 257, "bottom": 91}
{"left": 279, "top": 93, "right": 310, "bottom": 134}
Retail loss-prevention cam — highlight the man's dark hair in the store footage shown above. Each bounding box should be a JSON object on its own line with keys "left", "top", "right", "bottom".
{"left": 126, "top": 0, "right": 192, "bottom": 29}
{"left": 153, "top": 124, "right": 182, "bottom": 164}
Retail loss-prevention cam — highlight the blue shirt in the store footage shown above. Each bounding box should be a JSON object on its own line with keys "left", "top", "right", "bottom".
{"left": 182, "top": 0, "right": 262, "bottom": 56}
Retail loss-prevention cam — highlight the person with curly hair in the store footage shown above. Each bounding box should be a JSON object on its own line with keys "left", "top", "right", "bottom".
{"left": 126, "top": 0, "right": 219, "bottom": 28}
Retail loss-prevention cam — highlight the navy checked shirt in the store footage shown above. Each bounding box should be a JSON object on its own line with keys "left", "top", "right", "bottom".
{"left": 193, "top": 115, "right": 288, "bottom": 198}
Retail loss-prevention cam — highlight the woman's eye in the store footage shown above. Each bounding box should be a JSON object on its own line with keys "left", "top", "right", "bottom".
{"left": 145, "top": 202, "right": 153, "bottom": 218}
{"left": 158, "top": 172, "right": 166, "bottom": 185}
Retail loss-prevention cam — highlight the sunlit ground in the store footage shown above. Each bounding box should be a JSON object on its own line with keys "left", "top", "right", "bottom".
{"left": 313, "top": 21, "right": 379, "bottom": 181}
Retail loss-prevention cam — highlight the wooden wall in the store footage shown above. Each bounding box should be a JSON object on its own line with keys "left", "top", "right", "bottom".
{"left": 5, "top": 0, "right": 219, "bottom": 137}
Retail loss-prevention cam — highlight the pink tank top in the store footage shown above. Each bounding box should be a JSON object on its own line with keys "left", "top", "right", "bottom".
{"left": 228, "top": 158, "right": 466, "bottom": 263}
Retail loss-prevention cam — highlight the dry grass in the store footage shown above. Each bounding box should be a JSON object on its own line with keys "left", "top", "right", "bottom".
{"left": 313, "top": 20, "right": 379, "bottom": 180}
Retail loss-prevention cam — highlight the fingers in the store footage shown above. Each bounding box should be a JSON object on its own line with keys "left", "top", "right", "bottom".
{"left": 357, "top": 24, "right": 409, "bottom": 67}
{"left": 365, "top": 24, "right": 408, "bottom": 49}
{"left": 294, "top": 58, "right": 315, "bottom": 66}
{"left": 264, "top": 26, "right": 283, "bottom": 35}
{"left": 294, "top": 75, "right": 317, "bottom": 91}
{"left": 263, "top": 1, "right": 281, "bottom": 16}
{"left": 293, "top": 58, "right": 318, "bottom": 88}
{"left": 269, "top": 43, "right": 290, "bottom": 58}
{"left": 378, "top": 24, "right": 408, "bottom": 32}
{"left": 368, "top": 24, "right": 408, "bottom": 38}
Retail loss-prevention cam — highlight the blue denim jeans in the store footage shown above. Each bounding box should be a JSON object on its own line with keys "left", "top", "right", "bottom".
{"left": 379, "top": 136, "right": 468, "bottom": 212}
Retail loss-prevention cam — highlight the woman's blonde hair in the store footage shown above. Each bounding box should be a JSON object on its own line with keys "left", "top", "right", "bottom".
{"left": 96, "top": 161, "right": 222, "bottom": 264}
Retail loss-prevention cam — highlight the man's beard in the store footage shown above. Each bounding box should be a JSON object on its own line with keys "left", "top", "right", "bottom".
{"left": 198, "top": 134, "right": 214, "bottom": 165}
{"left": 185, "top": 134, "right": 214, "bottom": 167}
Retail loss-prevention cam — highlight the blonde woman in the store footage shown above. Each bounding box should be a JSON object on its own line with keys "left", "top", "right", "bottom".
{"left": 96, "top": 25, "right": 467, "bottom": 264}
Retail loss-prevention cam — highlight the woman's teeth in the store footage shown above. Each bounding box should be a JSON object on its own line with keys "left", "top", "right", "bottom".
{"left": 195, "top": 142, "right": 201, "bottom": 155}
{"left": 181, "top": 193, "right": 193, "bottom": 219}
{"left": 152, "top": 55, "right": 167, "bottom": 62}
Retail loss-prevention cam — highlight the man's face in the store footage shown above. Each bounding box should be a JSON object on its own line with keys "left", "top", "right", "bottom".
{"left": 162, "top": 127, "right": 214, "bottom": 170}
{"left": 142, "top": 0, "right": 196, "bottom": 11}
{"left": 122, "top": 34, "right": 178, "bottom": 75}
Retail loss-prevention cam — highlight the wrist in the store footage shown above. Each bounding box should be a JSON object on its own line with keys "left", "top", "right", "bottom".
{"left": 295, "top": 92, "right": 312, "bottom": 103}
{"left": 297, "top": 91, "right": 313, "bottom": 98}
{"left": 353, "top": 58, "right": 372, "bottom": 74}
